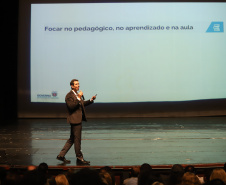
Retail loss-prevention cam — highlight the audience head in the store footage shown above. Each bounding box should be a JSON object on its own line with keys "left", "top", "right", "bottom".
{"left": 100, "top": 166, "right": 112, "bottom": 173}
{"left": 169, "top": 164, "right": 184, "bottom": 185}
{"left": 131, "top": 166, "right": 140, "bottom": 177}
{"left": 70, "top": 168, "right": 105, "bottom": 185}
{"left": 140, "top": 163, "right": 152, "bottom": 173}
{"left": 210, "top": 168, "right": 226, "bottom": 184}
{"left": 38, "top": 162, "right": 48, "bottom": 174}
{"left": 55, "top": 174, "right": 69, "bottom": 185}
{"left": 23, "top": 162, "right": 48, "bottom": 185}
{"left": 181, "top": 172, "right": 201, "bottom": 185}
{"left": 99, "top": 171, "right": 112, "bottom": 185}
{"left": 185, "top": 165, "right": 196, "bottom": 174}
{"left": 171, "top": 164, "right": 184, "bottom": 174}
{"left": 138, "top": 163, "right": 153, "bottom": 185}
{"left": 100, "top": 166, "right": 115, "bottom": 185}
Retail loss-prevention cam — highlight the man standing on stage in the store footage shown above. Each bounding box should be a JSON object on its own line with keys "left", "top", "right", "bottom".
{"left": 57, "top": 79, "right": 96, "bottom": 165}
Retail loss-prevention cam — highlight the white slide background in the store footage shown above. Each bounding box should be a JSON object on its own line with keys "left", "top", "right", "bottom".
{"left": 30, "top": 3, "right": 226, "bottom": 103}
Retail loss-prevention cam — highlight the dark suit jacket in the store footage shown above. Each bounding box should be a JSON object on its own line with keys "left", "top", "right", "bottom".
{"left": 65, "top": 90, "right": 93, "bottom": 124}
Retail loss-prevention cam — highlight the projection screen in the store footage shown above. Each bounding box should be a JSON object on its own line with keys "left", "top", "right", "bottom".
{"left": 18, "top": 0, "right": 226, "bottom": 118}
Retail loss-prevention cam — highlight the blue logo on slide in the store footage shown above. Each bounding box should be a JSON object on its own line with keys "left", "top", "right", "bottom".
{"left": 206, "top": 22, "right": 224, "bottom": 33}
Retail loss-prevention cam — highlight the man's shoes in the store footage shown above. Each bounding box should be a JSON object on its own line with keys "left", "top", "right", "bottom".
{"left": 56, "top": 155, "right": 71, "bottom": 163}
{"left": 77, "top": 157, "right": 90, "bottom": 165}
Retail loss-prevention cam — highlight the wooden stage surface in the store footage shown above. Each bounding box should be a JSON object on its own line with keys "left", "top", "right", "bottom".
{"left": 0, "top": 117, "right": 225, "bottom": 169}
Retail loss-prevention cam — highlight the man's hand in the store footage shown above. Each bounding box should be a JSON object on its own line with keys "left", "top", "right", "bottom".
{"left": 77, "top": 91, "right": 83, "bottom": 99}
{"left": 91, "top": 95, "right": 96, "bottom": 101}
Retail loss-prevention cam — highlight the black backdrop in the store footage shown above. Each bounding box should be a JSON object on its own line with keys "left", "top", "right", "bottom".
{"left": 2, "top": 0, "right": 18, "bottom": 120}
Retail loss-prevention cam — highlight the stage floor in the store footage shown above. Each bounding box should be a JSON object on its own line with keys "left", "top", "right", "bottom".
{"left": 0, "top": 117, "right": 226, "bottom": 167}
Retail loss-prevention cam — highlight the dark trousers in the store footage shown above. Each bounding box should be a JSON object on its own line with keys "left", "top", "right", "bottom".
{"left": 59, "top": 123, "right": 83, "bottom": 158}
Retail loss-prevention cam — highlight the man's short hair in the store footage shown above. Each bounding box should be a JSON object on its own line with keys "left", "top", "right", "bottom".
{"left": 70, "top": 79, "right": 78, "bottom": 86}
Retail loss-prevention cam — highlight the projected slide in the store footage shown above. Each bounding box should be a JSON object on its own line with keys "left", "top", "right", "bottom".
{"left": 30, "top": 3, "right": 226, "bottom": 103}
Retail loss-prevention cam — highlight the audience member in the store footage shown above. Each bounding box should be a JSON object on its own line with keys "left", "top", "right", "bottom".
{"left": 99, "top": 171, "right": 113, "bottom": 185}
{"left": 181, "top": 172, "right": 201, "bottom": 185}
{"left": 69, "top": 168, "right": 105, "bottom": 185}
{"left": 138, "top": 163, "right": 153, "bottom": 185}
{"left": 185, "top": 165, "right": 204, "bottom": 184}
{"left": 100, "top": 166, "right": 115, "bottom": 185}
{"left": 55, "top": 174, "right": 69, "bottom": 185}
{"left": 123, "top": 166, "right": 140, "bottom": 185}
{"left": 202, "top": 169, "right": 213, "bottom": 184}
{"left": 185, "top": 165, "right": 196, "bottom": 174}
{"left": 38, "top": 162, "right": 49, "bottom": 184}
{"left": 38, "top": 162, "right": 48, "bottom": 174}
{"left": 161, "top": 164, "right": 184, "bottom": 185}
{"left": 22, "top": 164, "right": 47, "bottom": 185}
{"left": 209, "top": 168, "right": 226, "bottom": 184}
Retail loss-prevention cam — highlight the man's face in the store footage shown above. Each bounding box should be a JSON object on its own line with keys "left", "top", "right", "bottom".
{"left": 71, "top": 81, "right": 80, "bottom": 92}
